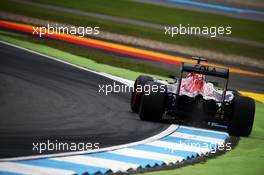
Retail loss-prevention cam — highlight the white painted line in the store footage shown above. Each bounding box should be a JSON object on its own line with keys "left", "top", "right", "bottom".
{"left": 0, "top": 124, "right": 178, "bottom": 161}
{"left": 51, "top": 155, "right": 139, "bottom": 172}
{"left": 0, "top": 125, "right": 178, "bottom": 162}
{"left": 0, "top": 41, "right": 179, "bottom": 161}
{"left": 146, "top": 140, "right": 209, "bottom": 155}
{"left": 111, "top": 148, "right": 183, "bottom": 164}
{"left": 0, "top": 162, "right": 76, "bottom": 175}
{"left": 170, "top": 132, "right": 225, "bottom": 145}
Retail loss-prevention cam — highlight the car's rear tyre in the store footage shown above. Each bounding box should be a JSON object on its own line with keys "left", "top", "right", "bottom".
{"left": 139, "top": 82, "right": 167, "bottom": 121}
{"left": 131, "top": 75, "right": 153, "bottom": 113}
{"left": 228, "top": 95, "right": 255, "bottom": 137}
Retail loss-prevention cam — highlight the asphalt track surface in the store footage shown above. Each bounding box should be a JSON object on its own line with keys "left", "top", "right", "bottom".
{"left": 0, "top": 43, "right": 169, "bottom": 158}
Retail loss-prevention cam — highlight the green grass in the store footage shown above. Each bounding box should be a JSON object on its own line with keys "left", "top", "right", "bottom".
{"left": 139, "top": 102, "right": 264, "bottom": 175}
{"left": 1, "top": 0, "right": 264, "bottom": 60}
{"left": 34, "top": 0, "right": 264, "bottom": 43}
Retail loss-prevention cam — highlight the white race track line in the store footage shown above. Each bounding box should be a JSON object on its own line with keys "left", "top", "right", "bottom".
{"left": 0, "top": 41, "right": 178, "bottom": 161}
{"left": 52, "top": 156, "right": 140, "bottom": 173}
{"left": 0, "top": 162, "right": 76, "bottom": 175}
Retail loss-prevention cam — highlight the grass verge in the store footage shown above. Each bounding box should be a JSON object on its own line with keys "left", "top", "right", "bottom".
{"left": 1, "top": 0, "right": 264, "bottom": 60}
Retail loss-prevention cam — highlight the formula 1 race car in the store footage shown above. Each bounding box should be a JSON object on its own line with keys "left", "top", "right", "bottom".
{"left": 131, "top": 57, "right": 255, "bottom": 137}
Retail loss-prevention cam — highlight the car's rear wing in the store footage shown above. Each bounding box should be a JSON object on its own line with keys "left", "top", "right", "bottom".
{"left": 176, "top": 60, "right": 230, "bottom": 103}
{"left": 182, "top": 63, "right": 229, "bottom": 79}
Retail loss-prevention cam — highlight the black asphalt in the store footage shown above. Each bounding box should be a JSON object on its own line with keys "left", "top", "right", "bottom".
{"left": 0, "top": 43, "right": 169, "bottom": 158}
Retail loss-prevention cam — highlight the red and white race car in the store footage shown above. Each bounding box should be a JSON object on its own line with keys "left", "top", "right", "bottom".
{"left": 131, "top": 57, "right": 255, "bottom": 137}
